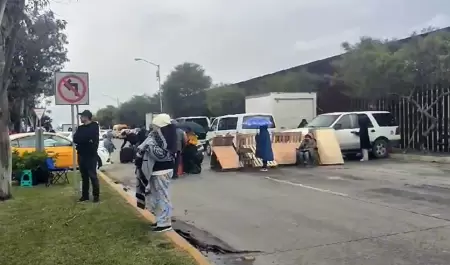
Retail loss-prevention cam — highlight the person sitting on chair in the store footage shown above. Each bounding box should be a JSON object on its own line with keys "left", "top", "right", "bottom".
{"left": 297, "top": 133, "right": 317, "bottom": 166}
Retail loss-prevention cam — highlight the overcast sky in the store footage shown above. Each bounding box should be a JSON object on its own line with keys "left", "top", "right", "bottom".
{"left": 47, "top": 0, "right": 450, "bottom": 126}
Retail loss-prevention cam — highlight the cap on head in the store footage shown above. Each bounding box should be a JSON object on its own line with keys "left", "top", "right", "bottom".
{"left": 78, "top": 110, "right": 93, "bottom": 119}
{"left": 152, "top": 113, "right": 172, "bottom": 128}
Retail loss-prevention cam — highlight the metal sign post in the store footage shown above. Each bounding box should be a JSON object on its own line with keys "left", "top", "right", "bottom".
{"left": 34, "top": 108, "right": 46, "bottom": 151}
{"left": 54, "top": 71, "right": 90, "bottom": 190}
{"left": 71, "top": 105, "right": 78, "bottom": 191}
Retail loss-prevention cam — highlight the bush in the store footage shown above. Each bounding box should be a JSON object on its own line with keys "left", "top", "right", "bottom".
{"left": 22, "top": 151, "right": 49, "bottom": 170}
{"left": 12, "top": 150, "right": 25, "bottom": 172}
{"left": 12, "top": 150, "right": 50, "bottom": 172}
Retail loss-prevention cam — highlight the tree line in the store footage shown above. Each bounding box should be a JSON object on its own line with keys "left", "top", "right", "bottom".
{"left": 8, "top": 4, "right": 68, "bottom": 132}
{"left": 97, "top": 28, "right": 450, "bottom": 132}
{"left": 1, "top": 0, "right": 69, "bottom": 200}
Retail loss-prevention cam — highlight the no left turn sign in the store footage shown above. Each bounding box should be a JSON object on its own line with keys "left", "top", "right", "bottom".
{"left": 54, "top": 72, "right": 89, "bottom": 105}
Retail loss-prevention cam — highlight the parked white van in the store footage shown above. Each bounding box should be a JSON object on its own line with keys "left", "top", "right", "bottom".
{"left": 205, "top": 113, "right": 276, "bottom": 156}
{"left": 285, "top": 111, "right": 401, "bottom": 158}
{"left": 175, "top": 116, "right": 211, "bottom": 146}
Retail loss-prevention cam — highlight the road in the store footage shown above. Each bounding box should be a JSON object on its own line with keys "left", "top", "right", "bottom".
{"left": 104, "top": 141, "right": 450, "bottom": 265}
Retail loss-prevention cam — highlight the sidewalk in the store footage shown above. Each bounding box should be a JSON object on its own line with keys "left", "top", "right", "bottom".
{"left": 0, "top": 173, "right": 195, "bottom": 265}
{"left": 391, "top": 149, "right": 450, "bottom": 164}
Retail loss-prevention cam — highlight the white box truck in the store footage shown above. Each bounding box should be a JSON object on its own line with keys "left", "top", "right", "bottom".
{"left": 145, "top": 113, "right": 154, "bottom": 130}
{"left": 245, "top": 92, "right": 317, "bottom": 129}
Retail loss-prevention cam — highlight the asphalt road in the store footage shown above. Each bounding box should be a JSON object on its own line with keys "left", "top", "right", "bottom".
{"left": 104, "top": 140, "right": 450, "bottom": 265}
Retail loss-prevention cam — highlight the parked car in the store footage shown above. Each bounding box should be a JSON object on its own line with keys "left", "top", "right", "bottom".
{"left": 11, "top": 132, "right": 110, "bottom": 168}
{"left": 285, "top": 111, "right": 400, "bottom": 158}
{"left": 205, "top": 113, "right": 276, "bottom": 156}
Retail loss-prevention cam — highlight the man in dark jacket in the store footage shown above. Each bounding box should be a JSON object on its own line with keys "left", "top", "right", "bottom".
{"left": 73, "top": 110, "right": 100, "bottom": 202}
{"left": 120, "top": 130, "right": 139, "bottom": 149}
{"left": 136, "top": 126, "right": 147, "bottom": 145}
{"left": 352, "top": 115, "right": 371, "bottom": 162}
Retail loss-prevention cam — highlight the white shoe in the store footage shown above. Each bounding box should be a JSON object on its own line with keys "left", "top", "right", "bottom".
{"left": 260, "top": 168, "right": 268, "bottom": 172}
{"left": 360, "top": 158, "right": 365, "bottom": 162}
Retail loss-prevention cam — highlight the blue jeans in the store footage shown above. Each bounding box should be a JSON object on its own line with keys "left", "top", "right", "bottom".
{"left": 297, "top": 150, "right": 311, "bottom": 164}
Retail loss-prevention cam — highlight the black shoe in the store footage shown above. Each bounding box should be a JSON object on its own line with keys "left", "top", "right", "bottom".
{"left": 172, "top": 175, "right": 179, "bottom": 180}
{"left": 150, "top": 223, "right": 157, "bottom": 228}
{"left": 93, "top": 197, "right": 100, "bottom": 203}
{"left": 152, "top": 226, "right": 172, "bottom": 233}
{"left": 78, "top": 197, "right": 89, "bottom": 202}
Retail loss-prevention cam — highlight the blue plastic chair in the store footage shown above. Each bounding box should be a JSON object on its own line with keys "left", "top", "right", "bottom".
{"left": 46, "top": 158, "right": 69, "bottom": 185}
{"left": 20, "top": 170, "right": 33, "bottom": 187}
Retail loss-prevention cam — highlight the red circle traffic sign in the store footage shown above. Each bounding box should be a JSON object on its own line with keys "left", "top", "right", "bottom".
{"left": 57, "top": 75, "right": 87, "bottom": 104}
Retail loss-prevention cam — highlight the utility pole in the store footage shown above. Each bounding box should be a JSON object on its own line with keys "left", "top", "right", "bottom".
{"left": 156, "top": 64, "right": 162, "bottom": 112}
{"left": 135, "top": 58, "right": 163, "bottom": 112}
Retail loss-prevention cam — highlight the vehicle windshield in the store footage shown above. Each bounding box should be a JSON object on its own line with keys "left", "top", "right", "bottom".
{"left": 184, "top": 118, "right": 209, "bottom": 130}
{"left": 307, "top": 114, "right": 341, "bottom": 128}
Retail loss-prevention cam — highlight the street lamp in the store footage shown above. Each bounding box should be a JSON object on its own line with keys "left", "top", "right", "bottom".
{"left": 134, "top": 57, "right": 163, "bottom": 112}
{"left": 101, "top": 93, "right": 120, "bottom": 107}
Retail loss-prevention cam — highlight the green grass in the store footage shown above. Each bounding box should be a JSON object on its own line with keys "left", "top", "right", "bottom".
{"left": 0, "top": 174, "right": 196, "bottom": 265}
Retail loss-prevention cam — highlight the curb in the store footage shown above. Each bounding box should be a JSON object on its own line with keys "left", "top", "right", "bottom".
{"left": 97, "top": 171, "right": 211, "bottom": 265}
{"left": 390, "top": 153, "right": 450, "bottom": 164}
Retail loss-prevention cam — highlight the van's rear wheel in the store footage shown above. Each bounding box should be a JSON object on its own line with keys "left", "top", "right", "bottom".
{"left": 372, "top": 139, "right": 389, "bottom": 158}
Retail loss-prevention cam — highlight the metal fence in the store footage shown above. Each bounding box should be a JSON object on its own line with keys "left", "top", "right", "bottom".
{"left": 343, "top": 86, "right": 450, "bottom": 153}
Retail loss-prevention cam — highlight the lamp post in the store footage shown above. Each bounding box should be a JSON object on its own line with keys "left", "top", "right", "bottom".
{"left": 134, "top": 58, "right": 163, "bottom": 112}
{"left": 101, "top": 93, "right": 120, "bottom": 107}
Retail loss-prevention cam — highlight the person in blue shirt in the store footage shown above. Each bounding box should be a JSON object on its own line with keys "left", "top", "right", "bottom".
{"left": 255, "top": 125, "right": 273, "bottom": 172}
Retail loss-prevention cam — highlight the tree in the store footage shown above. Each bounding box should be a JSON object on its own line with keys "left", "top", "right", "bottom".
{"left": 161, "top": 62, "right": 212, "bottom": 117}
{"left": 334, "top": 29, "right": 450, "bottom": 151}
{"left": 117, "top": 95, "right": 160, "bottom": 127}
{"left": 1, "top": 0, "right": 52, "bottom": 200}
{"left": 206, "top": 84, "right": 245, "bottom": 116}
{"left": 8, "top": 9, "right": 68, "bottom": 132}
{"left": 96, "top": 105, "right": 118, "bottom": 129}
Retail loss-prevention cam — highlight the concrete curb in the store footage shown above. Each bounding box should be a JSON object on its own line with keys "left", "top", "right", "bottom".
{"left": 97, "top": 171, "right": 211, "bottom": 265}
{"left": 390, "top": 153, "right": 450, "bottom": 164}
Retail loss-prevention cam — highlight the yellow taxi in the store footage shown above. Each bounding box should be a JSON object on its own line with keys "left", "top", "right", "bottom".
{"left": 10, "top": 132, "right": 110, "bottom": 169}
{"left": 10, "top": 132, "right": 75, "bottom": 168}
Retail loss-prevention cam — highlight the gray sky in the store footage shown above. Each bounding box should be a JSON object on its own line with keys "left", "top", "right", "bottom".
{"left": 48, "top": 0, "right": 450, "bottom": 126}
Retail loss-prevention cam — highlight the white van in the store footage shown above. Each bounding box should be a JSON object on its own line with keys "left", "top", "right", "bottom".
{"left": 175, "top": 116, "right": 211, "bottom": 146}
{"left": 205, "top": 113, "right": 276, "bottom": 156}
{"left": 285, "top": 111, "right": 401, "bottom": 158}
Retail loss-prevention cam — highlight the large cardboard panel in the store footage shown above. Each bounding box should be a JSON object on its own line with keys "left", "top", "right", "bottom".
{"left": 211, "top": 146, "right": 240, "bottom": 169}
{"left": 313, "top": 128, "right": 344, "bottom": 165}
{"left": 272, "top": 143, "right": 298, "bottom": 165}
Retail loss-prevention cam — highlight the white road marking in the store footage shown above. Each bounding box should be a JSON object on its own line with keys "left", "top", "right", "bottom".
{"left": 327, "top": 176, "right": 343, "bottom": 180}
{"left": 265, "top": 177, "right": 349, "bottom": 197}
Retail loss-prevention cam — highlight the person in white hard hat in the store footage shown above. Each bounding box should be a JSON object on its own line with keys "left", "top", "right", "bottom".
{"left": 135, "top": 114, "right": 177, "bottom": 232}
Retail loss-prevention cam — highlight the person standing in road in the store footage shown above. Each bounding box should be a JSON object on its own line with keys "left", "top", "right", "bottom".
{"left": 135, "top": 113, "right": 176, "bottom": 232}
{"left": 255, "top": 125, "right": 273, "bottom": 172}
{"left": 121, "top": 130, "right": 139, "bottom": 149}
{"left": 173, "top": 121, "right": 187, "bottom": 179}
{"left": 103, "top": 132, "right": 116, "bottom": 164}
{"left": 73, "top": 110, "right": 100, "bottom": 202}
{"left": 137, "top": 126, "right": 148, "bottom": 146}
{"left": 353, "top": 115, "right": 371, "bottom": 162}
